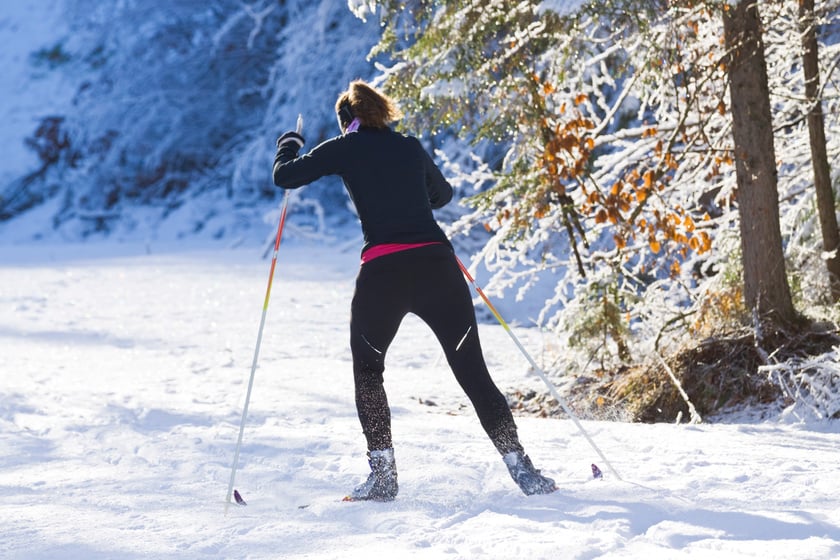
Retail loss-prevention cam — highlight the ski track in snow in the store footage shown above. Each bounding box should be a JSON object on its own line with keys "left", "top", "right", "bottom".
{"left": 1, "top": 241, "right": 839, "bottom": 559}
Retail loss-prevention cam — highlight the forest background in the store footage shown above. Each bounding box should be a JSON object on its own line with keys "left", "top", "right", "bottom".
{"left": 2, "top": 0, "right": 839, "bottom": 423}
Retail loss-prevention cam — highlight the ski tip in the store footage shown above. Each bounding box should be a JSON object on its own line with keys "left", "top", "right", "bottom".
{"left": 233, "top": 489, "right": 247, "bottom": 505}
{"left": 591, "top": 463, "right": 603, "bottom": 480}
{"left": 342, "top": 495, "right": 355, "bottom": 502}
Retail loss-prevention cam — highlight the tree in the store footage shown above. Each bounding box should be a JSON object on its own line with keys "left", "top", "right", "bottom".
{"left": 356, "top": 0, "right": 840, "bottom": 373}
{"left": 363, "top": 1, "right": 734, "bottom": 362}
{"left": 721, "top": 1, "right": 798, "bottom": 325}
{"left": 1, "top": 0, "right": 380, "bottom": 237}
{"left": 799, "top": 0, "right": 840, "bottom": 302}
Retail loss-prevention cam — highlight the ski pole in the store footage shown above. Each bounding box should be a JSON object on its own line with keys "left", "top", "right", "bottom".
{"left": 455, "top": 255, "right": 623, "bottom": 481}
{"left": 225, "top": 115, "right": 303, "bottom": 513}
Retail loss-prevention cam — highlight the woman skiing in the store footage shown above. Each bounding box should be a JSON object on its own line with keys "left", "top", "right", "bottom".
{"left": 273, "top": 80, "right": 556, "bottom": 500}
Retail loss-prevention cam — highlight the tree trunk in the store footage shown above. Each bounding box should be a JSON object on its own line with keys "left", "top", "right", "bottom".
{"left": 722, "top": 1, "right": 797, "bottom": 324}
{"left": 800, "top": 0, "right": 840, "bottom": 302}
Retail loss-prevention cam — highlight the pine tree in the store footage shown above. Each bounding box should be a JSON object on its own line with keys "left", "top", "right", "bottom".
{"left": 358, "top": 0, "right": 840, "bottom": 372}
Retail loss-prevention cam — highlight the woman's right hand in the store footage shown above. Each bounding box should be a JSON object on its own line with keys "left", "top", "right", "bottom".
{"left": 276, "top": 131, "right": 305, "bottom": 150}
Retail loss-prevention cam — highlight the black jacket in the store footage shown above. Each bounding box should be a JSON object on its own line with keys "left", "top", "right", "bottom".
{"left": 273, "top": 127, "right": 453, "bottom": 254}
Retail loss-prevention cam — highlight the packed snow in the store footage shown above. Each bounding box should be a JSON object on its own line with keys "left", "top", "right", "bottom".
{"left": 1, "top": 237, "right": 839, "bottom": 559}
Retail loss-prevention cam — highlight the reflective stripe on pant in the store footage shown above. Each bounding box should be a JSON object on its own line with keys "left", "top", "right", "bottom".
{"left": 349, "top": 243, "right": 523, "bottom": 455}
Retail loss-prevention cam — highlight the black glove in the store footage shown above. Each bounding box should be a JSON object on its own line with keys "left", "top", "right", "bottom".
{"left": 276, "top": 131, "right": 305, "bottom": 150}
{"left": 275, "top": 131, "right": 305, "bottom": 165}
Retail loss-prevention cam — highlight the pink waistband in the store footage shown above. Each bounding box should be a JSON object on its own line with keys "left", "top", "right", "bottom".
{"left": 361, "top": 242, "right": 442, "bottom": 264}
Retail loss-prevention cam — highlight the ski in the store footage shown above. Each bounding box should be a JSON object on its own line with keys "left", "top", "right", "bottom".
{"left": 236, "top": 464, "right": 601, "bottom": 509}
{"left": 341, "top": 495, "right": 394, "bottom": 503}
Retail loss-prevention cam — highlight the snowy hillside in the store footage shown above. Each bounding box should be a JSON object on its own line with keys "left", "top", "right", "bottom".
{"left": 0, "top": 1, "right": 71, "bottom": 187}
{"left": 1, "top": 239, "right": 838, "bottom": 559}
{"left": 0, "top": 1, "right": 382, "bottom": 242}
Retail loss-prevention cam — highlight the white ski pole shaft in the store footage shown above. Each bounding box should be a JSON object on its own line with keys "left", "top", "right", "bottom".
{"left": 455, "top": 255, "right": 623, "bottom": 481}
{"left": 225, "top": 115, "right": 303, "bottom": 513}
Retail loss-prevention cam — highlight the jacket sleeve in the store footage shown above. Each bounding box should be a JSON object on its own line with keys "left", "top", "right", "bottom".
{"left": 420, "top": 144, "right": 453, "bottom": 209}
{"left": 273, "top": 136, "right": 343, "bottom": 189}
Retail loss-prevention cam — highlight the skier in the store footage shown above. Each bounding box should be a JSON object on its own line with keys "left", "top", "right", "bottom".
{"left": 273, "top": 80, "right": 556, "bottom": 500}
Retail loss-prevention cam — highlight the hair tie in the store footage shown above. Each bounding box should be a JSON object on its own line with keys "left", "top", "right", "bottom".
{"left": 346, "top": 118, "right": 361, "bottom": 134}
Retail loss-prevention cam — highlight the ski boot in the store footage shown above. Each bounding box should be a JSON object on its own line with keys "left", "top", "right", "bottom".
{"left": 346, "top": 448, "right": 398, "bottom": 501}
{"left": 503, "top": 451, "right": 557, "bottom": 495}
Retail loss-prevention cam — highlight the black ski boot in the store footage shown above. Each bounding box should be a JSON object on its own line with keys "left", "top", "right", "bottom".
{"left": 346, "top": 448, "right": 398, "bottom": 501}
{"left": 503, "top": 451, "right": 557, "bottom": 495}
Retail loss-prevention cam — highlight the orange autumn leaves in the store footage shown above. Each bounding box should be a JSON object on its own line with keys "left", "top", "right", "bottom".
{"left": 521, "top": 83, "right": 713, "bottom": 276}
{"left": 586, "top": 166, "right": 713, "bottom": 263}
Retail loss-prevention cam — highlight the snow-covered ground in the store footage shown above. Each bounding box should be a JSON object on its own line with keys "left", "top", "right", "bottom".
{"left": 1, "top": 239, "right": 839, "bottom": 559}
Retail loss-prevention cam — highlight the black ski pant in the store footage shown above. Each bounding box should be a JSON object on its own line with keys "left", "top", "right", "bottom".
{"left": 349, "top": 243, "right": 524, "bottom": 456}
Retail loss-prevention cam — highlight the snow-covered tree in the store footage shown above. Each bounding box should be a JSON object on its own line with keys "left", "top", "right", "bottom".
{"left": 1, "top": 0, "right": 381, "bottom": 239}
{"left": 357, "top": 0, "right": 840, "bottom": 371}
